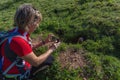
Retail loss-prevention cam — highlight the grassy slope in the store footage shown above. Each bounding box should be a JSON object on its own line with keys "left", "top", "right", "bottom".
{"left": 1, "top": 0, "right": 120, "bottom": 80}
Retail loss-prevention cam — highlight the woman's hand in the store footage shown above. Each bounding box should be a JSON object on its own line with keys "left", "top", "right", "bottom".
{"left": 44, "top": 34, "right": 54, "bottom": 43}
{"left": 44, "top": 34, "right": 59, "bottom": 46}
{"left": 49, "top": 41, "right": 61, "bottom": 51}
{"left": 32, "top": 34, "right": 60, "bottom": 49}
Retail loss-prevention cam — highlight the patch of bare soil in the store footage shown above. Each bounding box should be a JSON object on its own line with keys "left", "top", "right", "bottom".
{"left": 58, "top": 48, "right": 86, "bottom": 70}
{"left": 58, "top": 48, "right": 88, "bottom": 80}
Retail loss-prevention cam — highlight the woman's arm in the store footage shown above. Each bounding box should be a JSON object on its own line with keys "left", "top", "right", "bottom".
{"left": 32, "top": 40, "right": 45, "bottom": 49}
{"left": 22, "top": 42, "right": 60, "bottom": 67}
{"left": 22, "top": 49, "right": 53, "bottom": 67}
{"left": 32, "top": 34, "right": 55, "bottom": 49}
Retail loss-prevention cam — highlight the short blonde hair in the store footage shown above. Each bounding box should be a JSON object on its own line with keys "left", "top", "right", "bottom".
{"left": 14, "top": 3, "right": 42, "bottom": 31}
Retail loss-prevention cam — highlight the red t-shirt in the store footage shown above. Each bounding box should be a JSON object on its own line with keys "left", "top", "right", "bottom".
{"left": 1, "top": 28, "right": 32, "bottom": 74}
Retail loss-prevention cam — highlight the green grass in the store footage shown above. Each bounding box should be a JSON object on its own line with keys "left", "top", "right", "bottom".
{"left": 1, "top": 0, "right": 120, "bottom": 80}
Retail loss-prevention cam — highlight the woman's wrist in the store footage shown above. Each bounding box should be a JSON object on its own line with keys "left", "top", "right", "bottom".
{"left": 33, "top": 40, "right": 45, "bottom": 49}
{"left": 48, "top": 48, "right": 55, "bottom": 53}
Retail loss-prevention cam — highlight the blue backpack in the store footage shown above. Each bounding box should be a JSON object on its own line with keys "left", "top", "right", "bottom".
{"left": 0, "top": 30, "right": 19, "bottom": 72}
{"left": 0, "top": 28, "right": 24, "bottom": 73}
{"left": 0, "top": 31, "right": 11, "bottom": 71}
{"left": 0, "top": 28, "right": 33, "bottom": 80}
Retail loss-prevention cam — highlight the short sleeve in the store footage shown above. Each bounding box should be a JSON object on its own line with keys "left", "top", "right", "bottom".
{"left": 10, "top": 37, "right": 33, "bottom": 57}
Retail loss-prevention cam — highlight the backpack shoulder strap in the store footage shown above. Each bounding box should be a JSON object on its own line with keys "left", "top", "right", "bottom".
{"left": 2, "top": 57, "right": 21, "bottom": 75}
{"left": 0, "top": 27, "right": 19, "bottom": 45}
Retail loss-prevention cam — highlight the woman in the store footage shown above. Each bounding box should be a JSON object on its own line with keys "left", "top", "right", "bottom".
{"left": 0, "top": 3, "right": 60, "bottom": 80}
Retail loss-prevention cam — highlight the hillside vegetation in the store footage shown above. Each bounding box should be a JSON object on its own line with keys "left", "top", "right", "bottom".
{"left": 0, "top": 0, "right": 120, "bottom": 80}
